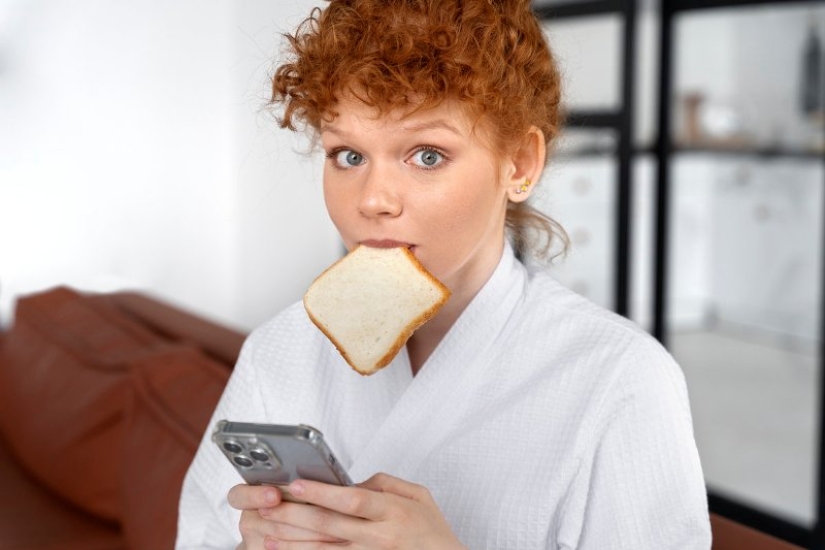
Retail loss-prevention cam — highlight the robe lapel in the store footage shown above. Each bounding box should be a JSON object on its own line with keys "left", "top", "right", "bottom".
{"left": 348, "top": 245, "right": 528, "bottom": 481}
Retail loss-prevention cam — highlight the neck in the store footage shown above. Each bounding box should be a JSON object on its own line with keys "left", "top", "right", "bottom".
{"left": 406, "top": 242, "right": 507, "bottom": 375}
{"left": 406, "top": 297, "right": 463, "bottom": 376}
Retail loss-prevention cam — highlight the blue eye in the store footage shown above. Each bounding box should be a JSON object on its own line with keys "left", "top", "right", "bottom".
{"left": 332, "top": 149, "right": 365, "bottom": 167}
{"left": 411, "top": 148, "right": 444, "bottom": 168}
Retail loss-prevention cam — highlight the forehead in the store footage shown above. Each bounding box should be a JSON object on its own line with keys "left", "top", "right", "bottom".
{"left": 320, "top": 96, "right": 480, "bottom": 136}
{"left": 320, "top": 96, "right": 464, "bottom": 133}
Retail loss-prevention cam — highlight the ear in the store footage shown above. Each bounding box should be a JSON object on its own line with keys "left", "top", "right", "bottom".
{"left": 504, "top": 126, "right": 546, "bottom": 203}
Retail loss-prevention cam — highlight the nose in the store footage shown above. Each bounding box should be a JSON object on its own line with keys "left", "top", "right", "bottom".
{"left": 358, "top": 166, "right": 402, "bottom": 218}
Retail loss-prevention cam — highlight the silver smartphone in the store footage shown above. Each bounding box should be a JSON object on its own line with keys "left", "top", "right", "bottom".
{"left": 212, "top": 420, "right": 353, "bottom": 500}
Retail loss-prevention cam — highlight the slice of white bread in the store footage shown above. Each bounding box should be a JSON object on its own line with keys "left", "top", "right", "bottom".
{"left": 303, "top": 245, "right": 450, "bottom": 376}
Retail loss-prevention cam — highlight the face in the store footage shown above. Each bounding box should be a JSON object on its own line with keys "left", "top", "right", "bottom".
{"left": 320, "top": 97, "right": 512, "bottom": 294}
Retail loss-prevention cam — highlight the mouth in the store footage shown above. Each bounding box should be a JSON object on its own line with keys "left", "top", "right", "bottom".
{"left": 359, "top": 239, "right": 414, "bottom": 251}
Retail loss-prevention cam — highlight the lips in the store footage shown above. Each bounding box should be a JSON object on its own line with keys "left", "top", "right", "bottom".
{"left": 360, "top": 239, "right": 413, "bottom": 250}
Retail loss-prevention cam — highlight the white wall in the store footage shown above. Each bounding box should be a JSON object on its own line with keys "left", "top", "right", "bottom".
{"left": 0, "top": 0, "right": 339, "bottom": 331}
{"left": 229, "top": 0, "right": 341, "bottom": 330}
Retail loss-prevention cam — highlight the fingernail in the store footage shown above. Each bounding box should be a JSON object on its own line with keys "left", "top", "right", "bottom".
{"left": 264, "top": 538, "right": 279, "bottom": 550}
{"left": 289, "top": 480, "right": 305, "bottom": 496}
{"left": 264, "top": 488, "right": 279, "bottom": 504}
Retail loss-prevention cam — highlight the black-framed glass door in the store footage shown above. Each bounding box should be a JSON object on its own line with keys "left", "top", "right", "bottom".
{"left": 535, "top": 0, "right": 825, "bottom": 546}
{"left": 656, "top": 3, "right": 825, "bottom": 546}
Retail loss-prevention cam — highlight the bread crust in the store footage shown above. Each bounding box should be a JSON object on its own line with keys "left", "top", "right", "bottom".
{"left": 303, "top": 246, "right": 450, "bottom": 375}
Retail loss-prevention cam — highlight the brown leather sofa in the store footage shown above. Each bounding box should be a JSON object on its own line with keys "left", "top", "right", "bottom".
{"left": 0, "top": 286, "right": 245, "bottom": 549}
{"left": 0, "top": 286, "right": 805, "bottom": 550}
{"left": 710, "top": 515, "right": 805, "bottom": 550}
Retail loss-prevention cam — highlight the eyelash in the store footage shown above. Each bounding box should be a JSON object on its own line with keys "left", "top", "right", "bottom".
{"left": 410, "top": 145, "right": 449, "bottom": 171}
{"left": 324, "top": 147, "right": 362, "bottom": 170}
{"left": 323, "top": 145, "right": 451, "bottom": 171}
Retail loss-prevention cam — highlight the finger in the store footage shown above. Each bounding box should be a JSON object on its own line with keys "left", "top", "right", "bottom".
{"left": 287, "top": 479, "right": 388, "bottom": 522}
{"left": 238, "top": 509, "right": 272, "bottom": 546}
{"left": 263, "top": 528, "right": 344, "bottom": 544}
{"left": 240, "top": 507, "right": 345, "bottom": 545}
{"left": 227, "top": 483, "right": 282, "bottom": 511}
{"left": 266, "top": 542, "right": 348, "bottom": 550}
{"left": 259, "top": 506, "right": 345, "bottom": 543}
{"left": 358, "top": 473, "right": 431, "bottom": 502}
{"left": 268, "top": 487, "right": 372, "bottom": 540}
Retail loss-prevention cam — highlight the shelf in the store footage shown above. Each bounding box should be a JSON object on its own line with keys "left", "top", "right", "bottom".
{"left": 533, "top": 0, "right": 823, "bottom": 18}
{"left": 564, "top": 110, "right": 623, "bottom": 129}
{"left": 533, "top": 0, "right": 629, "bottom": 19}
{"left": 666, "top": 0, "right": 824, "bottom": 13}
{"left": 553, "top": 143, "right": 825, "bottom": 160}
{"left": 674, "top": 144, "right": 825, "bottom": 159}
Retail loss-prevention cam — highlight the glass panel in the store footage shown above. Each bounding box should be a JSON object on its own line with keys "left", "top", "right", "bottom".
{"left": 538, "top": 14, "right": 620, "bottom": 310}
{"left": 669, "top": 3, "right": 824, "bottom": 528}
{"left": 666, "top": 154, "right": 822, "bottom": 527}
{"left": 673, "top": 4, "right": 825, "bottom": 154}
{"left": 539, "top": 2, "right": 660, "bottom": 148}
{"left": 531, "top": 156, "right": 616, "bottom": 311}
{"left": 541, "top": 15, "right": 623, "bottom": 112}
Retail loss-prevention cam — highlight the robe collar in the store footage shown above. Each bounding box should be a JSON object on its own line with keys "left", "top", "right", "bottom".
{"left": 349, "top": 240, "right": 528, "bottom": 479}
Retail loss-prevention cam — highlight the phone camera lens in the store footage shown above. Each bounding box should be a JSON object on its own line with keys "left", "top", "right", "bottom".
{"left": 233, "top": 455, "right": 254, "bottom": 468}
{"left": 223, "top": 441, "right": 243, "bottom": 454}
{"left": 249, "top": 449, "right": 269, "bottom": 462}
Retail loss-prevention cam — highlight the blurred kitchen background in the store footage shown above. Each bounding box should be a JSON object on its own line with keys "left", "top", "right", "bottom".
{"left": 0, "top": 0, "right": 823, "bottom": 546}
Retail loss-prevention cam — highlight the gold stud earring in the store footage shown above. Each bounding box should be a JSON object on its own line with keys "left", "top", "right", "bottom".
{"left": 516, "top": 179, "right": 531, "bottom": 194}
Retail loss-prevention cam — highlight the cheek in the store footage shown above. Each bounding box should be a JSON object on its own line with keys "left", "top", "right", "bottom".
{"left": 322, "top": 181, "right": 352, "bottom": 234}
{"left": 323, "top": 173, "right": 348, "bottom": 213}
{"left": 440, "top": 196, "right": 479, "bottom": 232}
{"left": 420, "top": 184, "right": 502, "bottom": 243}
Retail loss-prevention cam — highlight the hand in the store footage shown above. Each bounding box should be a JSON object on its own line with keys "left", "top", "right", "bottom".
{"left": 260, "top": 473, "right": 467, "bottom": 549}
{"left": 227, "top": 484, "right": 343, "bottom": 549}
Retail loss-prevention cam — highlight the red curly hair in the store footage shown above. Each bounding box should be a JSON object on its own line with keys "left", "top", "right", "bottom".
{"left": 270, "top": 0, "right": 567, "bottom": 258}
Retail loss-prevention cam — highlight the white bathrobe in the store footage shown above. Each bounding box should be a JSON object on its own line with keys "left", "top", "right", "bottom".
{"left": 176, "top": 245, "right": 711, "bottom": 549}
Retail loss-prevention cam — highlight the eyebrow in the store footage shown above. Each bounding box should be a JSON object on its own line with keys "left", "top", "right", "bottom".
{"left": 399, "top": 120, "right": 463, "bottom": 135}
{"left": 321, "top": 118, "right": 463, "bottom": 137}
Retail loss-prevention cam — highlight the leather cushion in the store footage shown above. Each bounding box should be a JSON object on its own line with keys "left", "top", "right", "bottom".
{"left": 0, "top": 431, "right": 126, "bottom": 550}
{"left": 0, "top": 287, "right": 171, "bottom": 521}
{"left": 710, "top": 514, "right": 804, "bottom": 550}
{"left": 119, "top": 346, "right": 230, "bottom": 550}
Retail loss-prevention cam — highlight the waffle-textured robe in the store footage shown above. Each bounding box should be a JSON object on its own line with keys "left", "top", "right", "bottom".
{"left": 176, "top": 244, "right": 711, "bottom": 549}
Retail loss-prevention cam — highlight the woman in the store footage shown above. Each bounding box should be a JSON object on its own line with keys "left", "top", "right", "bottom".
{"left": 176, "top": 0, "right": 711, "bottom": 548}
